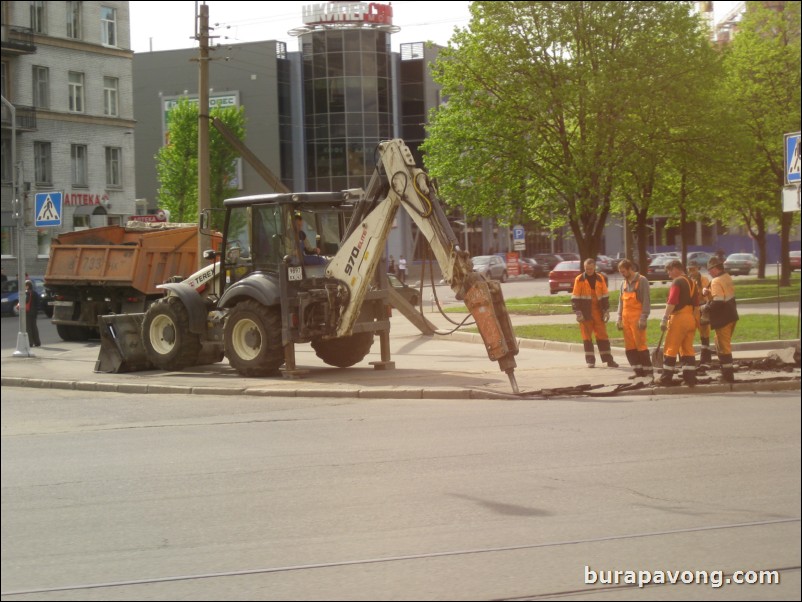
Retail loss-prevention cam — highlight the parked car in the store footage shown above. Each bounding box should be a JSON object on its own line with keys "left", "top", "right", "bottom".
{"left": 595, "top": 255, "right": 615, "bottom": 274}
{"left": 724, "top": 253, "right": 758, "bottom": 276}
{"left": 520, "top": 257, "right": 545, "bottom": 278}
{"left": 686, "top": 251, "right": 712, "bottom": 270}
{"left": 789, "top": 250, "right": 800, "bottom": 271}
{"left": 556, "top": 252, "right": 580, "bottom": 262}
{"left": 646, "top": 256, "right": 673, "bottom": 282}
{"left": 549, "top": 260, "right": 582, "bottom": 294}
{"left": 387, "top": 273, "right": 420, "bottom": 307}
{"left": 472, "top": 255, "right": 508, "bottom": 282}
{"left": 0, "top": 276, "right": 48, "bottom": 317}
{"left": 533, "top": 253, "right": 562, "bottom": 271}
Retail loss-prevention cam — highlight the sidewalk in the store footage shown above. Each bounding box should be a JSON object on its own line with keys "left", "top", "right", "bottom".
{"left": 2, "top": 306, "right": 799, "bottom": 400}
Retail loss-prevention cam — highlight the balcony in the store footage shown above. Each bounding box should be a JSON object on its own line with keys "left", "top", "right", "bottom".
{"left": 0, "top": 104, "right": 37, "bottom": 132}
{"left": 0, "top": 26, "right": 37, "bottom": 55}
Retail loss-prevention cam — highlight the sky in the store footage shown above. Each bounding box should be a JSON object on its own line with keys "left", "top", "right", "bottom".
{"left": 128, "top": 1, "right": 742, "bottom": 54}
{"left": 128, "top": 1, "right": 473, "bottom": 54}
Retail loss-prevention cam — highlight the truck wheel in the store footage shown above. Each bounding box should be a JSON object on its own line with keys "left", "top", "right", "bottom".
{"left": 311, "top": 332, "right": 374, "bottom": 368}
{"left": 56, "top": 324, "right": 93, "bottom": 341}
{"left": 225, "top": 300, "right": 283, "bottom": 376}
{"left": 142, "top": 296, "right": 201, "bottom": 371}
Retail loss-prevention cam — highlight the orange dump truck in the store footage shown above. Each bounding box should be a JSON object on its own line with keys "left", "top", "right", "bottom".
{"left": 45, "top": 222, "right": 218, "bottom": 341}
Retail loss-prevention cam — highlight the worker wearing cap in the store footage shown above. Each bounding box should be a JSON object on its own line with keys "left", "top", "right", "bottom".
{"left": 572, "top": 258, "right": 619, "bottom": 368}
{"left": 704, "top": 255, "right": 739, "bottom": 382}
{"left": 658, "top": 259, "right": 699, "bottom": 386}
{"left": 616, "top": 259, "right": 652, "bottom": 379}
{"left": 687, "top": 260, "right": 713, "bottom": 369}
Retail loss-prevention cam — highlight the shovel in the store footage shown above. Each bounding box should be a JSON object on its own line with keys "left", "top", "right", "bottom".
{"left": 651, "top": 330, "right": 665, "bottom": 369}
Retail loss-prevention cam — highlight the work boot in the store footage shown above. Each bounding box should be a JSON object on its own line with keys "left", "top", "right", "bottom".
{"left": 606, "top": 359, "right": 619, "bottom": 368}
{"left": 720, "top": 368, "right": 735, "bottom": 383}
{"left": 658, "top": 371, "right": 673, "bottom": 386}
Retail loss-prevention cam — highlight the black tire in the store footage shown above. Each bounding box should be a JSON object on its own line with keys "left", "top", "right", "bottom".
{"left": 500, "top": 270, "right": 508, "bottom": 283}
{"left": 311, "top": 332, "right": 374, "bottom": 368}
{"left": 224, "top": 300, "right": 283, "bottom": 377}
{"left": 56, "top": 324, "right": 93, "bottom": 341}
{"left": 142, "top": 296, "right": 201, "bottom": 371}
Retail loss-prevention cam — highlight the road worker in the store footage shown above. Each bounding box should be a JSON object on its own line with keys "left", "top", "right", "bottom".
{"left": 687, "top": 260, "right": 713, "bottom": 370}
{"left": 704, "top": 255, "right": 739, "bottom": 383}
{"left": 572, "top": 258, "right": 619, "bottom": 369}
{"left": 616, "top": 259, "right": 652, "bottom": 379}
{"left": 658, "top": 260, "right": 699, "bottom": 386}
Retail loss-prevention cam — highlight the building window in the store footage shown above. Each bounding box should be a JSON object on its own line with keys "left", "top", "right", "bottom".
{"left": 37, "top": 228, "right": 52, "bottom": 257}
{"left": 105, "top": 147, "right": 122, "bottom": 187}
{"left": 72, "top": 144, "right": 88, "bottom": 187}
{"left": 32, "top": 65, "right": 50, "bottom": 109}
{"left": 1, "top": 221, "right": 16, "bottom": 257}
{"left": 101, "top": 6, "right": 117, "bottom": 46}
{"left": 1, "top": 138, "right": 11, "bottom": 184}
{"left": 34, "top": 141, "right": 52, "bottom": 186}
{"left": 30, "top": 1, "right": 47, "bottom": 34}
{"left": 103, "top": 76, "right": 118, "bottom": 116}
{"left": 68, "top": 71, "right": 84, "bottom": 113}
{"left": 66, "top": 1, "right": 81, "bottom": 39}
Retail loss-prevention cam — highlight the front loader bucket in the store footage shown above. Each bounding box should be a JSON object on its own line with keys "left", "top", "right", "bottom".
{"left": 94, "top": 314, "right": 153, "bottom": 373}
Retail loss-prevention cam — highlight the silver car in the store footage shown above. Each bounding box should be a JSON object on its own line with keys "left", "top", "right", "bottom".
{"left": 472, "top": 255, "right": 508, "bottom": 282}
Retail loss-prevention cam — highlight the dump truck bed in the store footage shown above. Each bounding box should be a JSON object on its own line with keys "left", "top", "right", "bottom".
{"left": 45, "top": 224, "right": 203, "bottom": 295}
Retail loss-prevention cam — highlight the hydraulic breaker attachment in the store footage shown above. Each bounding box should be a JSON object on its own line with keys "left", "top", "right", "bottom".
{"left": 463, "top": 278, "right": 519, "bottom": 392}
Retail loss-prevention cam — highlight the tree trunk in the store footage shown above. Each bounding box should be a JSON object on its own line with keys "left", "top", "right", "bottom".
{"left": 780, "top": 212, "right": 792, "bottom": 287}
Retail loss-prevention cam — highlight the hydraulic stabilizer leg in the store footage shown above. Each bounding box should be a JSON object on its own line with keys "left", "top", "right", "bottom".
{"left": 463, "top": 278, "right": 520, "bottom": 393}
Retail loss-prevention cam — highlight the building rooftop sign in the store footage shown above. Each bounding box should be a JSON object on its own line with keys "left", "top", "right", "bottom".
{"left": 302, "top": 2, "right": 393, "bottom": 26}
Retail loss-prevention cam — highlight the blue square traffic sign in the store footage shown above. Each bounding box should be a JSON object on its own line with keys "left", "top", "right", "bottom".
{"left": 34, "top": 192, "right": 63, "bottom": 227}
{"left": 785, "top": 132, "right": 800, "bottom": 185}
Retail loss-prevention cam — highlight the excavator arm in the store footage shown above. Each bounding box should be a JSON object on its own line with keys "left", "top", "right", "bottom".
{"left": 326, "top": 139, "right": 520, "bottom": 392}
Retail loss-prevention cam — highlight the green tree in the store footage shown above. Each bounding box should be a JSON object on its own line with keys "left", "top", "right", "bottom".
{"left": 156, "top": 98, "right": 246, "bottom": 224}
{"left": 423, "top": 1, "right": 717, "bottom": 262}
{"left": 721, "top": 1, "right": 801, "bottom": 284}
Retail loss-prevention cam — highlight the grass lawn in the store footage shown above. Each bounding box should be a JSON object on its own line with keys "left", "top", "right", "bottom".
{"left": 449, "top": 273, "right": 800, "bottom": 317}
{"left": 510, "top": 315, "right": 800, "bottom": 346}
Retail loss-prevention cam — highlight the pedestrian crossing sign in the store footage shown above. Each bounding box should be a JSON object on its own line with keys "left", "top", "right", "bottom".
{"left": 35, "top": 192, "right": 63, "bottom": 227}
{"left": 785, "top": 132, "right": 800, "bottom": 185}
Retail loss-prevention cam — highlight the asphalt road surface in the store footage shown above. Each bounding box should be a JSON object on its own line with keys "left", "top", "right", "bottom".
{"left": 1, "top": 387, "right": 799, "bottom": 600}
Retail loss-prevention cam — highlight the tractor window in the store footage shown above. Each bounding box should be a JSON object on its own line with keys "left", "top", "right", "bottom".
{"left": 226, "top": 206, "right": 251, "bottom": 261}
{"left": 317, "top": 211, "right": 342, "bottom": 256}
{"left": 253, "top": 205, "right": 283, "bottom": 268}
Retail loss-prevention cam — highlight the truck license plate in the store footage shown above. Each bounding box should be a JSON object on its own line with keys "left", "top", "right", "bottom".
{"left": 288, "top": 266, "right": 303, "bottom": 281}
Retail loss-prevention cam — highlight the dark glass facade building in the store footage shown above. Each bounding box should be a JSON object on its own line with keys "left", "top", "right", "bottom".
{"left": 300, "top": 28, "right": 394, "bottom": 192}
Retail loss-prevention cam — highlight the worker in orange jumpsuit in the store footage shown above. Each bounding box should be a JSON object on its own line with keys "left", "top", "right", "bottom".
{"left": 658, "top": 260, "right": 699, "bottom": 386}
{"left": 703, "top": 255, "right": 739, "bottom": 383}
{"left": 687, "top": 260, "right": 712, "bottom": 369}
{"left": 616, "top": 259, "right": 652, "bottom": 378}
{"left": 572, "top": 258, "right": 618, "bottom": 369}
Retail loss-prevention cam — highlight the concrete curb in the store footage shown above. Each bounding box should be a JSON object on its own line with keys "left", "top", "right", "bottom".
{"left": 4, "top": 375, "right": 798, "bottom": 400}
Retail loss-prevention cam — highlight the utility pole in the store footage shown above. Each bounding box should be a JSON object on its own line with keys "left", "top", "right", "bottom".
{"left": 1, "top": 95, "right": 32, "bottom": 357}
{"left": 196, "top": 3, "right": 211, "bottom": 267}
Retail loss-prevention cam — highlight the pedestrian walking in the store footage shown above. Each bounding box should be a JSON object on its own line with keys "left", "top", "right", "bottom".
{"left": 398, "top": 255, "right": 407, "bottom": 283}
{"left": 572, "top": 258, "right": 618, "bottom": 368}
{"left": 658, "top": 260, "right": 699, "bottom": 386}
{"left": 687, "top": 260, "right": 713, "bottom": 369}
{"left": 21, "top": 280, "right": 42, "bottom": 347}
{"left": 388, "top": 255, "right": 396, "bottom": 275}
{"left": 616, "top": 259, "right": 652, "bottom": 379}
{"left": 703, "top": 255, "right": 739, "bottom": 383}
